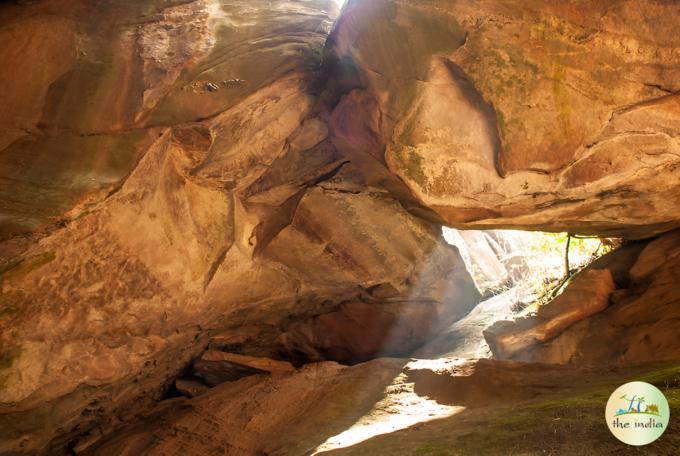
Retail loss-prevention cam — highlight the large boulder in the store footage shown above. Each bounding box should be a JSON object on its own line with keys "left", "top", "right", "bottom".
{"left": 192, "top": 352, "right": 295, "bottom": 387}
{"left": 326, "top": 0, "right": 680, "bottom": 238}
{"left": 483, "top": 268, "right": 616, "bottom": 359}
{"left": 486, "top": 231, "right": 680, "bottom": 365}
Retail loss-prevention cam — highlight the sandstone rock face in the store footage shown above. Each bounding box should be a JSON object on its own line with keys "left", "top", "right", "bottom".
{"left": 1, "top": 0, "right": 680, "bottom": 454}
{"left": 275, "top": 301, "right": 448, "bottom": 364}
{"left": 174, "top": 379, "right": 209, "bottom": 398}
{"left": 192, "top": 352, "right": 294, "bottom": 386}
{"left": 0, "top": 1, "right": 481, "bottom": 454}
{"left": 81, "top": 359, "right": 408, "bottom": 456}
{"left": 490, "top": 231, "right": 680, "bottom": 365}
{"left": 78, "top": 357, "right": 658, "bottom": 456}
{"left": 327, "top": 0, "right": 680, "bottom": 238}
{"left": 0, "top": 0, "right": 338, "bottom": 240}
{"left": 483, "top": 268, "right": 616, "bottom": 359}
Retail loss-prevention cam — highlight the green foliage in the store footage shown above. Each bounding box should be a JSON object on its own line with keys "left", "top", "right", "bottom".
{"left": 402, "top": 149, "right": 428, "bottom": 187}
{"left": 528, "top": 232, "right": 607, "bottom": 262}
{"left": 512, "top": 232, "right": 618, "bottom": 313}
{"left": 405, "top": 364, "right": 680, "bottom": 455}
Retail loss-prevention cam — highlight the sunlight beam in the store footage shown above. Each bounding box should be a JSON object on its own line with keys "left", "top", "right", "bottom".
{"left": 312, "top": 371, "right": 464, "bottom": 454}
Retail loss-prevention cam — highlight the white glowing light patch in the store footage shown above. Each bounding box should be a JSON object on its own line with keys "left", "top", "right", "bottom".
{"left": 312, "top": 372, "right": 464, "bottom": 454}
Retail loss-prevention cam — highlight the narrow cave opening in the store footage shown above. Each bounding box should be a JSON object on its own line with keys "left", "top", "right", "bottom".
{"left": 306, "top": 230, "right": 622, "bottom": 453}
{"left": 421, "top": 227, "right": 620, "bottom": 359}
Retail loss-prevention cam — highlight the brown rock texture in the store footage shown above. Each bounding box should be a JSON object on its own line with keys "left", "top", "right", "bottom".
{"left": 489, "top": 231, "right": 680, "bottom": 365}
{"left": 81, "top": 359, "right": 408, "bottom": 456}
{"left": 0, "top": 0, "right": 337, "bottom": 240}
{"left": 173, "top": 379, "right": 209, "bottom": 398}
{"left": 1, "top": 0, "right": 680, "bottom": 454}
{"left": 483, "top": 268, "right": 616, "bottom": 359}
{"left": 192, "top": 352, "right": 294, "bottom": 386}
{"left": 0, "top": 1, "right": 481, "bottom": 454}
{"left": 326, "top": 0, "right": 680, "bottom": 238}
{"left": 77, "top": 357, "right": 677, "bottom": 456}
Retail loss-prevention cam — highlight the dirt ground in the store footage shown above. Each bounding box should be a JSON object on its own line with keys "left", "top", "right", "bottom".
{"left": 317, "top": 363, "right": 680, "bottom": 455}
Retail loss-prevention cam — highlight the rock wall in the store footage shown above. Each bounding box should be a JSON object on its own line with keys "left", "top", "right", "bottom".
{"left": 326, "top": 0, "right": 680, "bottom": 238}
{"left": 0, "top": 1, "right": 480, "bottom": 454}
{"left": 1, "top": 0, "right": 680, "bottom": 454}
{"left": 525, "top": 230, "right": 680, "bottom": 365}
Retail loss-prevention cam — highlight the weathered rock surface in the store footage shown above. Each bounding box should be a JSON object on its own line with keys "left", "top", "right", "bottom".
{"left": 327, "top": 0, "right": 680, "bottom": 238}
{"left": 0, "top": 1, "right": 481, "bottom": 454}
{"left": 79, "top": 357, "right": 680, "bottom": 455}
{"left": 483, "top": 268, "right": 616, "bottom": 359}
{"left": 0, "top": 0, "right": 338, "bottom": 240}
{"left": 82, "top": 359, "right": 407, "bottom": 456}
{"left": 173, "top": 379, "right": 209, "bottom": 398}
{"left": 489, "top": 231, "right": 680, "bottom": 365}
{"left": 320, "top": 362, "right": 680, "bottom": 456}
{"left": 1, "top": 0, "right": 680, "bottom": 454}
{"left": 192, "top": 352, "right": 294, "bottom": 386}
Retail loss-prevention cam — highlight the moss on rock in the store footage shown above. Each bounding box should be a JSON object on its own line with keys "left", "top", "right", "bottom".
{"left": 0, "top": 251, "right": 56, "bottom": 284}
